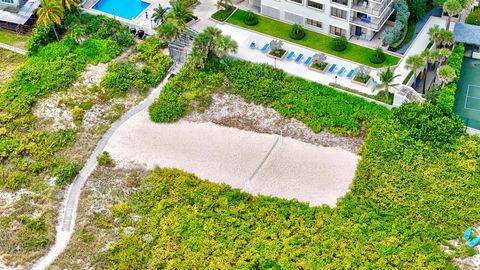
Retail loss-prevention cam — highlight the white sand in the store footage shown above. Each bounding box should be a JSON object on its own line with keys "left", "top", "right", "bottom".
{"left": 105, "top": 109, "right": 359, "bottom": 207}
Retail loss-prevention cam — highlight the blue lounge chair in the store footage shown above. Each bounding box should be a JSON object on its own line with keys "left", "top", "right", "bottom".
{"left": 346, "top": 69, "right": 355, "bottom": 79}
{"left": 249, "top": 42, "right": 256, "bottom": 49}
{"left": 328, "top": 64, "right": 337, "bottom": 73}
{"left": 464, "top": 227, "right": 473, "bottom": 241}
{"left": 286, "top": 51, "right": 295, "bottom": 60}
{"left": 295, "top": 53, "right": 303, "bottom": 63}
{"left": 304, "top": 56, "right": 312, "bottom": 65}
{"left": 261, "top": 43, "right": 269, "bottom": 53}
{"left": 468, "top": 236, "right": 480, "bottom": 248}
{"left": 337, "top": 67, "right": 346, "bottom": 76}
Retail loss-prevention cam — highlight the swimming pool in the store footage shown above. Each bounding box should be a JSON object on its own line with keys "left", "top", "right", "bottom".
{"left": 453, "top": 57, "right": 480, "bottom": 130}
{"left": 92, "top": 0, "right": 150, "bottom": 20}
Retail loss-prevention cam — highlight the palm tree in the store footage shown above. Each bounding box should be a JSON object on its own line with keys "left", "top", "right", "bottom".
{"left": 443, "top": 0, "right": 462, "bottom": 30}
{"left": 438, "top": 48, "right": 452, "bottom": 64}
{"left": 405, "top": 54, "right": 426, "bottom": 88}
{"left": 438, "top": 29, "right": 454, "bottom": 48}
{"left": 217, "top": 0, "right": 232, "bottom": 9}
{"left": 215, "top": 35, "right": 238, "bottom": 58}
{"left": 428, "top": 25, "right": 441, "bottom": 45}
{"left": 376, "top": 66, "right": 400, "bottom": 102}
{"left": 157, "top": 19, "right": 181, "bottom": 41}
{"left": 62, "top": 0, "right": 78, "bottom": 11}
{"left": 152, "top": 4, "right": 168, "bottom": 24}
{"left": 422, "top": 49, "right": 442, "bottom": 93}
{"left": 437, "top": 65, "right": 456, "bottom": 86}
{"left": 168, "top": 2, "right": 193, "bottom": 25}
{"left": 35, "top": 0, "right": 65, "bottom": 40}
{"left": 203, "top": 26, "right": 222, "bottom": 51}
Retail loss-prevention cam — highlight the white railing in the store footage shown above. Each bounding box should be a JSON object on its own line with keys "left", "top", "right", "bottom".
{"left": 0, "top": 42, "right": 26, "bottom": 54}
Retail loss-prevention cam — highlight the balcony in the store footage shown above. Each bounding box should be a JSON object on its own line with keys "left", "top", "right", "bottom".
{"left": 350, "top": 0, "right": 393, "bottom": 17}
{"left": 350, "top": 7, "right": 393, "bottom": 30}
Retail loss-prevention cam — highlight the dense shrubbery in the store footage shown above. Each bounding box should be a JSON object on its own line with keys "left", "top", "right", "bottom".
{"left": 369, "top": 48, "right": 386, "bottom": 64}
{"left": 102, "top": 38, "right": 171, "bottom": 97}
{"left": 330, "top": 35, "right": 348, "bottom": 51}
{"left": 96, "top": 151, "right": 115, "bottom": 167}
{"left": 289, "top": 24, "right": 305, "bottom": 40}
{"left": 437, "top": 43, "right": 464, "bottom": 112}
{"left": 383, "top": 0, "right": 410, "bottom": 46}
{"left": 466, "top": 7, "right": 480, "bottom": 25}
{"left": 150, "top": 58, "right": 388, "bottom": 136}
{"left": 109, "top": 109, "right": 479, "bottom": 268}
{"left": 244, "top": 11, "right": 258, "bottom": 26}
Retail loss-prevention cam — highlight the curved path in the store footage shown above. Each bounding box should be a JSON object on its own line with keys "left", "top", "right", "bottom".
{"left": 31, "top": 66, "right": 179, "bottom": 270}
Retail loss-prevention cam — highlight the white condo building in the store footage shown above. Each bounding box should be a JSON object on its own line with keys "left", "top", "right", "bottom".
{"left": 251, "top": 0, "right": 394, "bottom": 41}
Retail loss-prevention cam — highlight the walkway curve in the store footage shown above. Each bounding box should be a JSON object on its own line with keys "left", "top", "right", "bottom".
{"left": 31, "top": 65, "right": 180, "bottom": 270}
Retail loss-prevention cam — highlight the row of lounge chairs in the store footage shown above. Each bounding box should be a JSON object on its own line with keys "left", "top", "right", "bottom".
{"left": 250, "top": 41, "right": 357, "bottom": 79}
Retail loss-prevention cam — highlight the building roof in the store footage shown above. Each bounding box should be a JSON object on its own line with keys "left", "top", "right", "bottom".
{"left": 0, "top": 0, "right": 39, "bottom": 25}
{"left": 454, "top": 23, "right": 480, "bottom": 47}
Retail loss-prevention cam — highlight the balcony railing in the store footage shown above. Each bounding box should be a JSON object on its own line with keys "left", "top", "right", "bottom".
{"left": 350, "top": 0, "right": 392, "bottom": 17}
{"left": 350, "top": 7, "right": 393, "bottom": 30}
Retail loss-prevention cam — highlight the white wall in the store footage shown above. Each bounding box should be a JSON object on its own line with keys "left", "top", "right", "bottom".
{"left": 260, "top": 0, "right": 351, "bottom": 37}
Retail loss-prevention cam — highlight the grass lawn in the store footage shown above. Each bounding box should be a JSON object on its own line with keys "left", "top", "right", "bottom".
{"left": 0, "top": 48, "right": 26, "bottom": 85}
{"left": 227, "top": 9, "right": 400, "bottom": 68}
{"left": 0, "top": 28, "right": 29, "bottom": 49}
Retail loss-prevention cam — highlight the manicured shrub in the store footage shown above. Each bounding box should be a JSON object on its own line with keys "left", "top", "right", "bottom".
{"left": 330, "top": 35, "right": 348, "bottom": 51}
{"left": 466, "top": 7, "right": 480, "bottom": 25}
{"left": 211, "top": 5, "right": 235, "bottom": 21}
{"left": 97, "top": 151, "right": 115, "bottom": 167}
{"left": 369, "top": 48, "right": 386, "bottom": 64}
{"left": 244, "top": 11, "right": 259, "bottom": 26}
{"left": 437, "top": 43, "right": 464, "bottom": 112}
{"left": 289, "top": 24, "right": 305, "bottom": 40}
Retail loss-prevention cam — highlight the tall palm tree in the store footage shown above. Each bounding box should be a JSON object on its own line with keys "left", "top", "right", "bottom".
{"left": 152, "top": 4, "right": 168, "bottom": 24}
{"left": 443, "top": 0, "right": 462, "bottom": 30}
{"left": 422, "top": 49, "right": 442, "bottom": 93}
{"left": 35, "top": 0, "right": 65, "bottom": 40}
{"left": 203, "top": 26, "right": 222, "bottom": 51}
{"left": 437, "top": 65, "right": 456, "bottom": 86}
{"left": 438, "top": 29, "right": 454, "bottom": 48}
{"left": 405, "top": 54, "right": 426, "bottom": 88}
{"left": 215, "top": 35, "right": 238, "bottom": 58}
{"left": 376, "top": 66, "right": 400, "bottom": 101}
{"left": 438, "top": 48, "right": 452, "bottom": 64}
{"left": 428, "top": 25, "right": 441, "bottom": 45}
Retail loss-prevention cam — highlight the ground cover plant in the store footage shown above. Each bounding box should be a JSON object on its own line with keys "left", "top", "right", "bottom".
{"left": 0, "top": 13, "right": 170, "bottom": 267}
{"left": 149, "top": 57, "right": 389, "bottom": 136}
{"left": 227, "top": 9, "right": 399, "bottom": 68}
{"left": 108, "top": 101, "right": 480, "bottom": 268}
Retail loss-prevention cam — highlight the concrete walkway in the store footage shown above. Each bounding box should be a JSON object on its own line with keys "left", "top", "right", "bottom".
{"left": 0, "top": 42, "right": 26, "bottom": 54}
{"left": 105, "top": 111, "right": 359, "bottom": 207}
{"left": 394, "top": 16, "right": 447, "bottom": 85}
{"left": 216, "top": 24, "right": 379, "bottom": 95}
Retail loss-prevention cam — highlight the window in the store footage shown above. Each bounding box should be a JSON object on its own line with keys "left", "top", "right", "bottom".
{"left": 306, "top": 18, "right": 323, "bottom": 29}
{"left": 1, "top": 0, "right": 14, "bottom": 4}
{"left": 289, "top": 0, "right": 303, "bottom": 3}
{"left": 307, "top": 0, "right": 324, "bottom": 10}
{"left": 330, "top": 7, "right": 347, "bottom": 19}
{"left": 331, "top": 0, "right": 348, "bottom": 5}
{"left": 329, "top": 25, "right": 346, "bottom": 36}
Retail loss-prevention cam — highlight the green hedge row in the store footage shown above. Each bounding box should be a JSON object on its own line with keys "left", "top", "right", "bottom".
{"left": 437, "top": 43, "right": 464, "bottom": 113}
{"left": 149, "top": 58, "right": 388, "bottom": 136}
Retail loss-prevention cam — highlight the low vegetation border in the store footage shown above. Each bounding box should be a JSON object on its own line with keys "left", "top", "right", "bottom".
{"left": 437, "top": 43, "right": 464, "bottom": 112}
{"left": 226, "top": 9, "right": 400, "bottom": 68}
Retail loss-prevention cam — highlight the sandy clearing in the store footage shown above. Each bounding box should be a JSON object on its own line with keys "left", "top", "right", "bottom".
{"left": 105, "top": 108, "right": 359, "bottom": 207}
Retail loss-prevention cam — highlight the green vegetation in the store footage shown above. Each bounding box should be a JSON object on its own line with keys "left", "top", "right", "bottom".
{"left": 369, "top": 48, "right": 387, "bottom": 64}
{"left": 403, "top": 70, "right": 414, "bottom": 84}
{"left": 437, "top": 43, "right": 464, "bottom": 112}
{"left": 210, "top": 4, "right": 235, "bottom": 21}
{"left": 96, "top": 151, "right": 115, "bottom": 167}
{"left": 109, "top": 102, "right": 478, "bottom": 268}
{"left": 289, "top": 23, "right": 305, "bottom": 40}
{"left": 227, "top": 9, "right": 399, "bottom": 68}
{"left": 0, "top": 48, "right": 26, "bottom": 84}
{"left": 466, "top": 7, "right": 480, "bottom": 25}
{"left": 0, "top": 28, "right": 29, "bottom": 49}
{"left": 150, "top": 58, "right": 388, "bottom": 136}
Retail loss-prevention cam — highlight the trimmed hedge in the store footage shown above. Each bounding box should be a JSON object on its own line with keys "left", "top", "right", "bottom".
{"left": 437, "top": 43, "right": 464, "bottom": 112}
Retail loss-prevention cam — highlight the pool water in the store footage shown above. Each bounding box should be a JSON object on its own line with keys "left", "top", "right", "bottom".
{"left": 453, "top": 57, "right": 480, "bottom": 130}
{"left": 93, "top": 0, "right": 150, "bottom": 20}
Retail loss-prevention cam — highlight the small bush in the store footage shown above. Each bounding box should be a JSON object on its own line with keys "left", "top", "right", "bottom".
{"left": 330, "top": 36, "right": 348, "bottom": 51}
{"left": 71, "top": 107, "right": 85, "bottom": 123}
{"left": 289, "top": 24, "right": 306, "bottom": 40}
{"left": 97, "top": 151, "right": 115, "bottom": 167}
{"left": 54, "top": 161, "right": 80, "bottom": 186}
{"left": 466, "top": 8, "right": 480, "bottom": 25}
{"left": 244, "top": 11, "right": 259, "bottom": 26}
{"left": 26, "top": 25, "right": 56, "bottom": 54}
{"left": 369, "top": 48, "right": 386, "bottom": 64}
